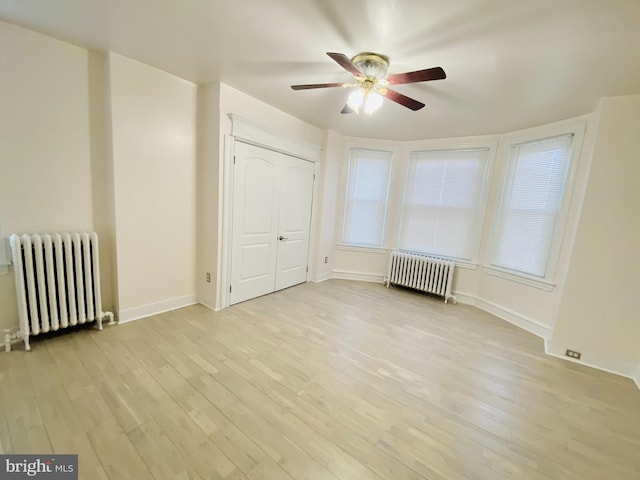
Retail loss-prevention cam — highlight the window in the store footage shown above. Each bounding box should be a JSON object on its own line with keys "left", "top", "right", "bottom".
{"left": 490, "top": 134, "right": 574, "bottom": 279}
{"left": 341, "top": 148, "right": 393, "bottom": 247}
{"left": 398, "top": 148, "right": 490, "bottom": 261}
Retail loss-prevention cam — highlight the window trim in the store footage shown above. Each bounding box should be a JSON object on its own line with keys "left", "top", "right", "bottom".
{"left": 486, "top": 122, "right": 586, "bottom": 286}
{"left": 339, "top": 145, "right": 396, "bottom": 248}
{"left": 335, "top": 243, "right": 389, "bottom": 254}
{"left": 395, "top": 141, "right": 496, "bottom": 264}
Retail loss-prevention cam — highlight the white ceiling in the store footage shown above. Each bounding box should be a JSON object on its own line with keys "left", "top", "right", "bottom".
{"left": 1, "top": 0, "right": 639, "bottom": 141}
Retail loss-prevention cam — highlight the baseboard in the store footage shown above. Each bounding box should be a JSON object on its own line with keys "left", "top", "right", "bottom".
{"left": 454, "top": 291, "right": 552, "bottom": 340}
{"left": 545, "top": 339, "right": 640, "bottom": 387}
{"left": 331, "top": 270, "right": 385, "bottom": 283}
{"left": 118, "top": 294, "right": 197, "bottom": 324}
{"left": 313, "top": 271, "right": 332, "bottom": 283}
{"left": 444, "top": 291, "right": 639, "bottom": 390}
{"left": 198, "top": 300, "right": 219, "bottom": 312}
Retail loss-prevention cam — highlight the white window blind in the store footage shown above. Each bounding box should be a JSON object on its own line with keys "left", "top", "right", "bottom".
{"left": 491, "top": 134, "right": 574, "bottom": 278}
{"left": 341, "top": 148, "right": 393, "bottom": 247}
{"left": 398, "top": 148, "right": 489, "bottom": 260}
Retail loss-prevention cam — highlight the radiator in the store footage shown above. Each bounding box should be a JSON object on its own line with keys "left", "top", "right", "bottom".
{"left": 386, "top": 250, "right": 456, "bottom": 304}
{"left": 9, "top": 232, "right": 113, "bottom": 351}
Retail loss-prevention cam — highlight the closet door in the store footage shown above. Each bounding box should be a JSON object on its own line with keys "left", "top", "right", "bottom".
{"left": 230, "top": 142, "right": 315, "bottom": 305}
{"left": 229, "top": 142, "right": 281, "bottom": 305}
{"left": 275, "top": 156, "right": 315, "bottom": 291}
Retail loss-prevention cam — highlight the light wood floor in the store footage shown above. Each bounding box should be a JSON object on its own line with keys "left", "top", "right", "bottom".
{"left": 1, "top": 280, "right": 639, "bottom": 480}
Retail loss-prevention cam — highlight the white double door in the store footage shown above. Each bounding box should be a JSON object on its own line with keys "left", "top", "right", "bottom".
{"left": 230, "top": 142, "right": 315, "bottom": 305}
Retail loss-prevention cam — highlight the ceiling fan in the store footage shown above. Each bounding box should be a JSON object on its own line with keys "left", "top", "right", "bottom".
{"left": 291, "top": 52, "right": 446, "bottom": 114}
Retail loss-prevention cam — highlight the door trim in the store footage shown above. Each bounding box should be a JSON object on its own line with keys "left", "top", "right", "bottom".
{"left": 229, "top": 114, "right": 321, "bottom": 162}
{"left": 219, "top": 134, "right": 234, "bottom": 310}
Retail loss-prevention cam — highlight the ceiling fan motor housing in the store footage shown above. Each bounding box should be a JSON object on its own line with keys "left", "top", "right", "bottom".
{"left": 351, "top": 52, "right": 390, "bottom": 79}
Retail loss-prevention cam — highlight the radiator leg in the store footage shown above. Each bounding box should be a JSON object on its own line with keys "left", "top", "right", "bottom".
{"left": 23, "top": 334, "right": 31, "bottom": 352}
{"left": 103, "top": 311, "right": 116, "bottom": 325}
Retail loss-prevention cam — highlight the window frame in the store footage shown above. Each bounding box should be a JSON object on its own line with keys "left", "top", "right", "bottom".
{"left": 338, "top": 145, "right": 396, "bottom": 249}
{"left": 395, "top": 140, "right": 496, "bottom": 266}
{"left": 485, "top": 122, "right": 586, "bottom": 289}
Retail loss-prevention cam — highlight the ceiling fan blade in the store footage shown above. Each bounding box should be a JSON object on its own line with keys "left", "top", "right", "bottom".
{"left": 386, "top": 66, "right": 446, "bottom": 85}
{"left": 327, "top": 52, "right": 364, "bottom": 78}
{"left": 291, "top": 82, "right": 347, "bottom": 90}
{"left": 384, "top": 89, "right": 425, "bottom": 111}
{"left": 340, "top": 104, "right": 355, "bottom": 114}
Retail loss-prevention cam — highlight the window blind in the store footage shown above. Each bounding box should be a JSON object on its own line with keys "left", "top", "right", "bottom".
{"left": 491, "top": 134, "right": 574, "bottom": 278}
{"left": 398, "top": 148, "right": 489, "bottom": 260}
{"left": 341, "top": 148, "right": 393, "bottom": 247}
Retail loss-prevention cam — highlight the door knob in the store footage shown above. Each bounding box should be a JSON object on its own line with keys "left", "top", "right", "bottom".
{"left": 278, "top": 236, "right": 288, "bottom": 241}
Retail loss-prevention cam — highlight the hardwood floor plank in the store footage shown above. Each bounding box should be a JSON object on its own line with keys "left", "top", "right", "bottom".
{"left": 210, "top": 420, "right": 267, "bottom": 475}
{"left": 51, "top": 431, "right": 109, "bottom": 480}
{"left": 151, "top": 397, "right": 246, "bottom": 480}
{"left": 87, "top": 416, "right": 153, "bottom": 480}
{"left": 4, "top": 395, "right": 52, "bottom": 454}
{"left": 246, "top": 456, "right": 296, "bottom": 480}
{"left": 128, "top": 419, "right": 204, "bottom": 480}
{"left": 96, "top": 373, "right": 153, "bottom": 434}
{"left": 222, "top": 400, "right": 340, "bottom": 480}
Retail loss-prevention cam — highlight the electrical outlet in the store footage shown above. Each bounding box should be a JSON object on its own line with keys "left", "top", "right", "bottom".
{"left": 206, "top": 272, "right": 211, "bottom": 283}
{"left": 565, "top": 349, "right": 582, "bottom": 360}
{"left": 324, "top": 256, "right": 328, "bottom": 264}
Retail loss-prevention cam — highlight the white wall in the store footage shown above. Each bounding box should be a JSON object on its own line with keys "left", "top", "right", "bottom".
{"left": 219, "top": 83, "right": 323, "bottom": 147}
{"left": 88, "top": 51, "right": 116, "bottom": 316}
{"left": 550, "top": 95, "right": 640, "bottom": 376}
{"left": 0, "top": 21, "right": 94, "bottom": 331}
{"left": 312, "top": 129, "right": 343, "bottom": 281}
{"left": 109, "top": 53, "right": 197, "bottom": 321}
{"left": 196, "top": 82, "right": 221, "bottom": 310}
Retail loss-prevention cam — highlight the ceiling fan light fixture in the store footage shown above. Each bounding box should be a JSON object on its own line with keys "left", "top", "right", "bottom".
{"left": 347, "top": 88, "right": 384, "bottom": 115}
{"left": 364, "top": 91, "right": 383, "bottom": 114}
{"left": 347, "top": 89, "right": 365, "bottom": 112}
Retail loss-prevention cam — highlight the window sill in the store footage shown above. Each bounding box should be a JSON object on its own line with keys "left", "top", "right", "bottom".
{"left": 334, "top": 246, "right": 482, "bottom": 271}
{"left": 482, "top": 266, "right": 555, "bottom": 291}
{"left": 454, "top": 261, "right": 479, "bottom": 271}
{"left": 335, "top": 243, "right": 389, "bottom": 255}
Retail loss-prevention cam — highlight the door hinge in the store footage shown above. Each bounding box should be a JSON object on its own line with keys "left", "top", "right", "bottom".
{"left": 313, "top": 174, "right": 316, "bottom": 180}
{"left": 233, "top": 156, "right": 236, "bottom": 165}
{"left": 306, "top": 266, "right": 309, "bottom": 272}
{"left": 229, "top": 285, "right": 232, "bottom": 293}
